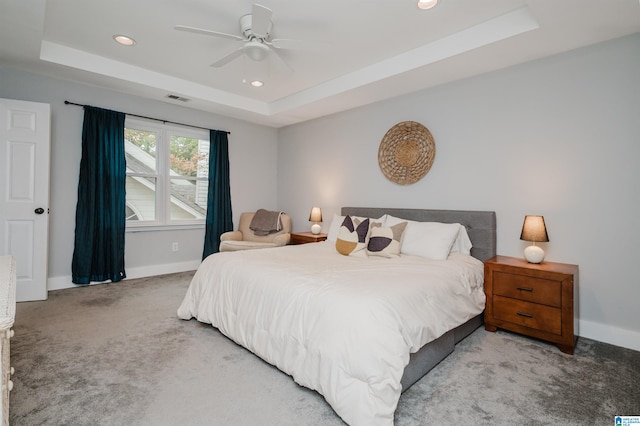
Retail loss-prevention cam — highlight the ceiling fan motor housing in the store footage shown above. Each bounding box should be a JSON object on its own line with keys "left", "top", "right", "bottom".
{"left": 240, "top": 14, "right": 272, "bottom": 40}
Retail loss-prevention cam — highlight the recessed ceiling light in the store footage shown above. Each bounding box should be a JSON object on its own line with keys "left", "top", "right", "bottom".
{"left": 113, "top": 34, "right": 136, "bottom": 46}
{"left": 417, "top": 0, "right": 438, "bottom": 10}
{"left": 250, "top": 80, "right": 264, "bottom": 87}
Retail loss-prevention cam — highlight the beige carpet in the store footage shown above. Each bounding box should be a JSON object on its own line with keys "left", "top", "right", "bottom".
{"left": 10, "top": 271, "right": 640, "bottom": 425}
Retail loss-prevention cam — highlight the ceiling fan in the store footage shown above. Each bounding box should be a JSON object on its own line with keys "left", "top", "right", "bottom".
{"left": 175, "top": 3, "right": 304, "bottom": 70}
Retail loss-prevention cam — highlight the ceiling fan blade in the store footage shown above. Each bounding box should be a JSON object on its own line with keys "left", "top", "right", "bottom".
{"left": 174, "top": 25, "right": 244, "bottom": 42}
{"left": 210, "top": 48, "right": 245, "bottom": 67}
{"left": 251, "top": 4, "right": 272, "bottom": 38}
{"left": 268, "top": 47, "right": 294, "bottom": 72}
{"left": 269, "top": 38, "right": 308, "bottom": 50}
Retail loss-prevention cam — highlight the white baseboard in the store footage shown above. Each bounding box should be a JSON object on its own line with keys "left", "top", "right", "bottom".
{"left": 47, "top": 260, "right": 200, "bottom": 291}
{"left": 578, "top": 319, "right": 640, "bottom": 352}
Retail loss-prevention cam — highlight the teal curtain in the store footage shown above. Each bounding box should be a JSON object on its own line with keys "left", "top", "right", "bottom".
{"left": 72, "top": 106, "right": 127, "bottom": 284}
{"left": 202, "top": 130, "right": 233, "bottom": 259}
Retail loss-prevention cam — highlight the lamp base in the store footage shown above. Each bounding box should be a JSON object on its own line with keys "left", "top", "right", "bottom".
{"left": 524, "top": 245, "right": 545, "bottom": 264}
{"left": 310, "top": 223, "right": 321, "bottom": 235}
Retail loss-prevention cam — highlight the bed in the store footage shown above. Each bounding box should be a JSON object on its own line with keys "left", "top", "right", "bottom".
{"left": 178, "top": 207, "right": 496, "bottom": 425}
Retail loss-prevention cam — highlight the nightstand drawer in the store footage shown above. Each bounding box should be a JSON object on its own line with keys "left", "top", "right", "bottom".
{"left": 493, "top": 295, "right": 562, "bottom": 335}
{"left": 493, "top": 271, "right": 561, "bottom": 307}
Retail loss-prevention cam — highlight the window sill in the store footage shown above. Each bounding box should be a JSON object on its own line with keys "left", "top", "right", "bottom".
{"left": 126, "top": 224, "right": 205, "bottom": 233}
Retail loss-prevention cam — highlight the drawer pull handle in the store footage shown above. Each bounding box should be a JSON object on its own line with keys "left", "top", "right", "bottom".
{"left": 517, "top": 311, "right": 533, "bottom": 318}
{"left": 517, "top": 287, "right": 533, "bottom": 292}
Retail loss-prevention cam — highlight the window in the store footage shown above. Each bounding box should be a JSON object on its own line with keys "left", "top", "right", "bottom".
{"left": 125, "top": 118, "right": 209, "bottom": 228}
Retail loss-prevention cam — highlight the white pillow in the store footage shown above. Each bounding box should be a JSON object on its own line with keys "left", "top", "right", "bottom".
{"left": 385, "top": 215, "right": 462, "bottom": 260}
{"left": 326, "top": 213, "right": 387, "bottom": 242}
{"left": 450, "top": 224, "right": 473, "bottom": 255}
{"left": 375, "top": 214, "right": 388, "bottom": 226}
{"left": 327, "top": 214, "right": 345, "bottom": 242}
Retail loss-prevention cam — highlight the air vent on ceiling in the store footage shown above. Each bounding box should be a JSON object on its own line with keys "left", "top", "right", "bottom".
{"left": 165, "top": 94, "right": 190, "bottom": 102}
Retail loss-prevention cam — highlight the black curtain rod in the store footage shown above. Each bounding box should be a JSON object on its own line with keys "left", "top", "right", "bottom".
{"left": 64, "top": 100, "right": 230, "bottom": 134}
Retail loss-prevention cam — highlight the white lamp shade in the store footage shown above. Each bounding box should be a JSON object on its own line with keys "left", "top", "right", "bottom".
{"left": 308, "top": 207, "right": 322, "bottom": 223}
{"left": 520, "top": 215, "right": 549, "bottom": 243}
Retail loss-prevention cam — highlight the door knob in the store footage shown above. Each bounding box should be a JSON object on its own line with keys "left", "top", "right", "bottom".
{"left": 34, "top": 207, "right": 45, "bottom": 214}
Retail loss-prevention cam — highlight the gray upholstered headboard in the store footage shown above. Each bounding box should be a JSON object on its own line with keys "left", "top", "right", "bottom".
{"left": 341, "top": 207, "right": 496, "bottom": 262}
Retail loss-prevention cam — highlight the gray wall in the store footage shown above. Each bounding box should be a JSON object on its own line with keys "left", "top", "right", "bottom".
{"left": 277, "top": 34, "right": 640, "bottom": 350}
{"left": 0, "top": 66, "right": 279, "bottom": 285}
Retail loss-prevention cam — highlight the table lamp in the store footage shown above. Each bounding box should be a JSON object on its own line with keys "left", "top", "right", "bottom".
{"left": 309, "top": 207, "right": 323, "bottom": 235}
{"left": 520, "top": 215, "right": 549, "bottom": 264}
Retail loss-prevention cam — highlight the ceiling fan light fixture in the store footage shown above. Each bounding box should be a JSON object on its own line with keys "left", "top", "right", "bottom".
{"left": 417, "top": 0, "right": 438, "bottom": 10}
{"left": 244, "top": 41, "right": 270, "bottom": 61}
{"left": 113, "top": 34, "right": 136, "bottom": 46}
{"left": 243, "top": 53, "right": 268, "bottom": 87}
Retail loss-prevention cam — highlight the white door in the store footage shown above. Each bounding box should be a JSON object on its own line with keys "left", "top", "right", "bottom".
{"left": 0, "top": 98, "right": 50, "bottom": 301}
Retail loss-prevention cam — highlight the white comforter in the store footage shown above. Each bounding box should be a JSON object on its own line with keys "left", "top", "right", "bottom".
{"left": 177, "top": 242, "right": 485, "bottom": 425}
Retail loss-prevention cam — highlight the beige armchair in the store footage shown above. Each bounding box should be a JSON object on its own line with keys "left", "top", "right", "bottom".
{"left": 219, "top": 211, "right": 291, "bottom": 252}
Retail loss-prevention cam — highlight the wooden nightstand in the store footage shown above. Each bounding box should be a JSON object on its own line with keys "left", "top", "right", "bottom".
{"left": 484, "top": 255, "right": 578, "bottom": 354}
{"left": 290, "top": 232, "right": 328, "bottom": 245}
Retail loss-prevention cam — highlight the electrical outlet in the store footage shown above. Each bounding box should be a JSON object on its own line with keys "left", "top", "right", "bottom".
{"left": 171, "top": 242, "right": 179, "bottom": 252}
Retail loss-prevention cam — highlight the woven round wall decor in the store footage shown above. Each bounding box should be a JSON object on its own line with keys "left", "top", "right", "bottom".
{"left": 378, "top": 121, "right": 435, "bottom": 185}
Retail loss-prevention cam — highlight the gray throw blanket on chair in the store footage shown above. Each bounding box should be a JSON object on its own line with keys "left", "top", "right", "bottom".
{"left": 250, "top": 209, "right": 283, "bottom": 236}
